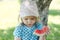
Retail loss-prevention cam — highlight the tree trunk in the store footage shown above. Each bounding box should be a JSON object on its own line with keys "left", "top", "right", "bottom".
{"left": 36, "top": 0, "right": 52, "bottom": 26}
{"left": 36, "top": 0, "right": 52, "bottom": 40}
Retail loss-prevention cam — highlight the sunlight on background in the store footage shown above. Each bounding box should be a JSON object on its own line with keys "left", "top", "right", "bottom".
{"left": 0, "top": 0, "right": 60, "bottom": 30}
{"left": 49, "top": 0, "right": 60, "bottom": 10}
{"left": 0, "top": 0, "right": 20, "bottom": 30}
{"left": 48, "top": 15, "right": 60, "bottom": 25}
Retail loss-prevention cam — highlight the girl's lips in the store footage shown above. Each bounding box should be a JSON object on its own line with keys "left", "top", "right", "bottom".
{"left": 27, "top": 24, "right": 32, "bottom": 26}
{"left": 28, "top": 24, "right": 31, "bottom": 25}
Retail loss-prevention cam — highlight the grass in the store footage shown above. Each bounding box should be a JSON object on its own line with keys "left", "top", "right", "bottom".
{"left": 0, "top": 28, "right": 15, "bottom": 40}
{"left": 46, "top": 10, "right": 60, "bottom": 40}
{"left": 49, "top": 10, "right": 60, "bottom": 16}
{"left": 46, "top": 23, "right": 60, "bottom": 40}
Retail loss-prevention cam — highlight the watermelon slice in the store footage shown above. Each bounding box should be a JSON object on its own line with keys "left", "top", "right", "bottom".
{"left": 34, "top": 26, "right": 49, "bottom": 35}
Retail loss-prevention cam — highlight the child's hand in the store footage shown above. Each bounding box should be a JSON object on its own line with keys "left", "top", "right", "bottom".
{"left": 45, "top": 26, "right": 50, "bottom": 35}
{"left": 33, "top": 26, "right": 50, "bottom": 36}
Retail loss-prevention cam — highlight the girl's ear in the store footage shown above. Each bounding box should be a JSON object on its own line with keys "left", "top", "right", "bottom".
{"left": 18, "top": 14, "right": 22, "bottom": 23}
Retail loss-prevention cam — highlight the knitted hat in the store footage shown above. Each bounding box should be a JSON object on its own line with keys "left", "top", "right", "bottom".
{"left": 20, "top": 0, "right": 39, "bottom": 18}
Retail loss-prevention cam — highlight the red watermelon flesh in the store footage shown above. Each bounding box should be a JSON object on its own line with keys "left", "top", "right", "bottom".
{"left": 35, "top": 26, "right": 49, "bottom": 34}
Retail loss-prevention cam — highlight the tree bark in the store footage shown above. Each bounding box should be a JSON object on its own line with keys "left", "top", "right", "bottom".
{"left": 36, "top": 0, "right": 52, "bottom": 26}
{"left": 36, "top": 0, "right": 52, "bottom": 40}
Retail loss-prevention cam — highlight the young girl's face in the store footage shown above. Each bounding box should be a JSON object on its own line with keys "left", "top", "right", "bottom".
{"left": 22, "top": 16, "right": 37, "bottom": 27}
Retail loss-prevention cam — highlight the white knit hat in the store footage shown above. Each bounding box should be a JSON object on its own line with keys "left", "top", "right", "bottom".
{"left": 20, "top": 0, "right": 39, "bottom": 18}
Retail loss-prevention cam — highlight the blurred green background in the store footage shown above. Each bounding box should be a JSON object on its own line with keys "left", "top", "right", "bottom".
{"left": 0, "top": 0, "right": 60, "bottom": 40}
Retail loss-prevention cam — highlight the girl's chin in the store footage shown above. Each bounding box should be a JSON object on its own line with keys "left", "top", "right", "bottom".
{"left": 27, "top": 25, "right": 32, "bottom": 27}
{"left": 27, "top": 25, "right": 33, "bottom": 27}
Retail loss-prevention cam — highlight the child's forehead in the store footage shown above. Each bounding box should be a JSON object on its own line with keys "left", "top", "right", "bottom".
{"left": 23, "top": 16, "right": 37, "bottom": 18}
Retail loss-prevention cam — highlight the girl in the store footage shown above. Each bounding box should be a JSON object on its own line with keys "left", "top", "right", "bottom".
{"left": 13, "top": 0, "right": 49, "bottom": 40}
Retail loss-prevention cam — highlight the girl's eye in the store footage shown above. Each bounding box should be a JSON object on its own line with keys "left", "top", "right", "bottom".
{"left": 25, "top": 18, "right": 28, "bottom": 20}
{"left": 31, "top": 18, "right": 35, "bottom": 20}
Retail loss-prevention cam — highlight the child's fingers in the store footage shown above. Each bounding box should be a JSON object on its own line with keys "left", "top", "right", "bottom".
{"left": 45, "top": 26, "right": 51, "bottom": 35}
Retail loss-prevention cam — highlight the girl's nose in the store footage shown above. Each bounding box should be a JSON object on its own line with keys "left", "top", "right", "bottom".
{"left": 27, "top": 19, "right": 31, "bottom": 23}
